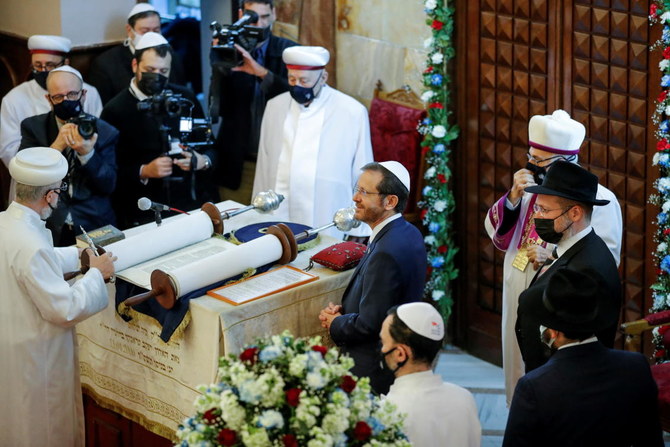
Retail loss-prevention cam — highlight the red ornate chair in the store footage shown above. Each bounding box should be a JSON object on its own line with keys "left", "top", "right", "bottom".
{"left": 368, "top": 81, "right": 426, "bottom": 224}
{"left": 621, "top": 310, "right": 670, "bottom": 431}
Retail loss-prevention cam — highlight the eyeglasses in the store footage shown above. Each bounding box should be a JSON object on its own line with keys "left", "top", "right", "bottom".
{"left": 353, "top": 186, "right": 385, "bottom": 196}
{"left": 526, "top": 153, "right": 575, "bottom": 165}
{"left": 49, "top": 181, "right": 68, "bottom": 195}
{"left": 32, "top": 61, "right": 65, "bottom": 72}
{"left": 532, "top": 204, "right": 573, "bottom": 217}
{"left": 49, "top": 90, "right": 82, "bottom": 104}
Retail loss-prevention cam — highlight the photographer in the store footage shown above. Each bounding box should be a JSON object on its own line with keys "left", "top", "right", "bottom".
{"left": 19, "top": 66, "right": 118, "bottom": 246}
{"left": 210, "top": 0, "right": 297, "bottom": 202}
{"left": 101, "top": 33, "right": 215, "bottom": 229}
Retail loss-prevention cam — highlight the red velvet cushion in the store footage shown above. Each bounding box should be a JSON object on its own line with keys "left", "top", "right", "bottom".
{"left": 309, "top": 241, "right": 367, "bottom": 271}
{"left": 368, "top": 98, "right": 426, "bottom": 202}
{"left": 645, "top": 310, "right": 670, "bottom": 326}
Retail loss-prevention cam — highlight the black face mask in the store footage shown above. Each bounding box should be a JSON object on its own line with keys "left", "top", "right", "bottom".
{"left": 138, "top": 72, "right": 168, "bottom": 96}
{"left": 525, "top": 162, "right": 547, "bottom": 185}
{"left": 33, "top": 70, "right": 49, "bottom": 90}
{"left": 379, "top": 347, "right": 406, "bottom": 374}
{"left": 289, "top": 72, "right": 322, "bottom": 105}
{"left": 53, "top": 100, "right": 82, "bottom": 121}
{"left": 534, "top": 208, "right": 573, "bottom": 244}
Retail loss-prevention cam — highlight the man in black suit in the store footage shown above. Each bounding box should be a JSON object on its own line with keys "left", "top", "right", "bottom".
{"left": 210, "top": 0, "right": 297, "bottom": 200}
{"left": 319, "top": 161, "right": 427, "bottom": 394}
{"left": 88, "top": 3, "right": 186, "bottom": 105}
{"left": 504, "top": 268, "right": 663, "bottom": 447}
{"left": 515, "top": 161, "right": 622, "bottom": 372}
{"left": 101, "top": 33, "right": 215, "bottom": 229}
{"left": 20, "top": 65, "right": 118, "bottom": 246}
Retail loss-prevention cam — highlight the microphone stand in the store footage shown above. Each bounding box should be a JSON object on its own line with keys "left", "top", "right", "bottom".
{"left": 154, "top": 209, "right": 163, "bottom": 227}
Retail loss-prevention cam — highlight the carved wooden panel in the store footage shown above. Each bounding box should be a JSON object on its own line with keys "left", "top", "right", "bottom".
{"left": 566, "top": 1, "right": 653, "bottom": 344}
{"left": 456, "top": 0, "right": 656, "bottom": 363}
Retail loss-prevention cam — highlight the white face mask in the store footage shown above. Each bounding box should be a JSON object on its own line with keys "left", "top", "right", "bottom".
{"left": 539, "top": 325, "right": 556, "bottom": 349}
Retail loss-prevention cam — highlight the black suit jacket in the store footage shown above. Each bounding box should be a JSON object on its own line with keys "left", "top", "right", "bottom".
{"left": 19, "top": 111, "right": 119, "bottom": 245}
{"left": 212, "top": 34, "right": 297, "bottom": 189}
{"left": 516, "top": 229, "right": 622, "bottom": 372}
{"left": 88, "top": 45, "right": 187, "bottom": 105}
{"left": 329, "top": 217, "right": 427, "bottom": 394}
{"left": 101, "top": 84, "right": 215, "bottom": 229}
{"left": 503, "top": 342, "right": 663, "bottom": 447}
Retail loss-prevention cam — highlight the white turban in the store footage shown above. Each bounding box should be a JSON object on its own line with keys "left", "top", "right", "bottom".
{"left": 9, "top": 147, "right": 68, "bottom": 187}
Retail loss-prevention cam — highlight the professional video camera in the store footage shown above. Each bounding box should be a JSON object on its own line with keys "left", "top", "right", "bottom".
{"left": 68, "top": 113, "right": 97, "bottom": 140}
{"left": 137, "top": 90, "right": 194, "bottom": 119}
{"left": 210, "top": 10, "right": 268, "bottom": 69}
{"left": 178, "top": 117, "right": 214, "bottom": 147}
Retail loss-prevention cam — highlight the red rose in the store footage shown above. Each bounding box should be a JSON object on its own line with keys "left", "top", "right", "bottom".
{"left": 286, "top": 388, "right": 301, "bottom": 407}
{"left": 437, "top": 173, "right": 447, "bottom": 183}
{"left": 217, "top": 429, "right": 237, "bottom": 446}
{"left": 421, "top": 209, "right": 428, "bottom": 220}
{"left": 239, "top": 347, "right": 258, "bottom": 364}
{"left": 312, "top": 345, "right": 328, "bottom": 357}
{"left": 431, "top": 20, "right": 444, "bottom": 30}
{"left": 341, "top": 375, "right": 357, "bottom": 393}
{"left": 664, "top": 47, "right": 670, "bottom": 60}
{"left": 427, "top": 266, "right": 433, "bottom": 276}
{"left": 660, "top": 90, "right": 668, "bottom": 103}
{"left": 660, "top": 325, "right": 670, "bottom": 336}
{"left": 424, "top": 66, "right": 434, "bottom": 74}
{"left": 203, "top": 408, "right": 219, "bottom": 424}
{"left": 651, "top": 3, "right": 658, "bottom": 17}
{"left": 283, "top": 434, "right": 299, "bottom": 447}
{"left": 429, "top": 102, "right": 444, "bottom": 109}
{"left": 664, "top": 228, "right": 670, "bottom": 235}
{"left": 438, "top": 245, "right": 448, "bottom": 254}
{"left": 421, "top": 145, "right": 431, "bottom": 155}
{"left": 658, "top": 139, "right": 670, "bottom": 152}
{"left": 353, "top": 421, "right": 372, "bottom": 441}
{"left": 656, "top": 349, "right": 666, "bottom": 358}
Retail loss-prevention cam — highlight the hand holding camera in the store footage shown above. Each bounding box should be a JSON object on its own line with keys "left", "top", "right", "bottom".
{"left": 51, "top": 122, "right": 97, "bottom": 155}
{"left": 141, "top": 156, "right": 173, "bottom": 179}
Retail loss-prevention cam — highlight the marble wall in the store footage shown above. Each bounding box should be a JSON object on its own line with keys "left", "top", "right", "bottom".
{"left": 335, "top": 0, "right": 430, "bottom": 107}
{"left": 273, "top": 0, "right": 431, "bottom": 108}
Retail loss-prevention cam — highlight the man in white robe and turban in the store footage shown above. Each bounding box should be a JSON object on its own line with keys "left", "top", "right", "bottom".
{"left": 0, "top": 35, "right": 103, "bottom": 168}
{"left": 253, "top": 46, "right": 373, "bottom": 238}
{"left": 0, "top": 147, "right": 115, "bottom": 446}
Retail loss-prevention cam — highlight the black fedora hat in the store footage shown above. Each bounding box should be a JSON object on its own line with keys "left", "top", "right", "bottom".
{"left": 530, "top": 268, "right": 614, "bottom": 334}
{"left": 525, "top": 161, "right": 609, "bottom": 206}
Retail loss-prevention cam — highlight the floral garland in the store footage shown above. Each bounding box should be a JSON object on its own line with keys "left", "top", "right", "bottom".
{"left": 649, "top": 2, "right": 670, "bottom": 360}
{"left": 176, "top": 331, "right": 410, "bottom": 446}
{"left": 418, "top": 0, "right": 459, "bottom": 323}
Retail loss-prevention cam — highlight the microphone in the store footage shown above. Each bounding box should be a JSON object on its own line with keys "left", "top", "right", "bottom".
{"left": 138, "top": 197, "right": 170, "bottom": 212}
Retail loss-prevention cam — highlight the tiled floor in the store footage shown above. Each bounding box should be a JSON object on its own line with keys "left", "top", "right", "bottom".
{"left": 435, "top": 346, "right": 507, "bottom": 446}
{"left": 436, "top": 346, "right": 670, "bottom": 447}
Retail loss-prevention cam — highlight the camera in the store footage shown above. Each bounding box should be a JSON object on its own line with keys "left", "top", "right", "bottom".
{"left": 179, "top": 117, "right": 213, "bottom": 147}
{"left": 68, "top": 113, "right": 97, "bottom": 140}
{"left": 137, "top": 90, "right": 193, "bottom": 119}
{"left": 210, "top": 10, "right": 269, "bottom": 69}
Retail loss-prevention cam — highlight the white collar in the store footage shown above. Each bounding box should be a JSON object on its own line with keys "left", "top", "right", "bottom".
{"left": 558, "top": 336, "right": 598, "bottom": 350}
{"left": 556, "top": 225, "right": 592, "bottom": 258}
{"left": 369, "top": 213, "right": 401, "bottom": 244}
{"left": 129, "top": 77, "right": 149, "bottom": 101}
{"left": 8, "top": 201, "right": 45, "bottom": 225}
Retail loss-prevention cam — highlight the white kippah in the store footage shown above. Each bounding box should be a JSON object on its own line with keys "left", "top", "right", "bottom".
{"left": 128, "top": 3, "right": 158, "bottom": 20}
{"left": 9, "top": 147, "right": 68, "bottom": 187}
{"left": 49, "top": 65, "right": 83, "bottom": 82}
{"left": 397, "top": 302, "right": 445, "bottom": 341}
{"left": 528, "top": 109, "right": 586, "bottom": 155}
{"left": 27, "top": 35, "right": 71, "bottom": 54}
{"left": 379, "top": 161, "right": 411, "bottom": 193}
{"left": 282, "top": 46, "right": 330, "bottom": 69}
{"left": 135, "top": 32, "right": 169, "bottom": 51}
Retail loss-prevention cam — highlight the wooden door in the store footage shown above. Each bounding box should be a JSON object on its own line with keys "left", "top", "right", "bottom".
{"left": 454, "top": 0, "right": 658, "bottom": 364}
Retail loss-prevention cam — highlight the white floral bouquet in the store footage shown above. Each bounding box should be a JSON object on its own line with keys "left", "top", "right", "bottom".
{"left": 175, "top": 331, "right": 410, "bottom": 447}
